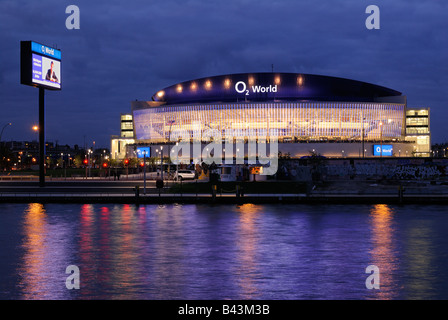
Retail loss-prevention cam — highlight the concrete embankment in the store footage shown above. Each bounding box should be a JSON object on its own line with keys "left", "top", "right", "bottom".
{"left": 1, "top": 179, "right": 448, "bottom": 204}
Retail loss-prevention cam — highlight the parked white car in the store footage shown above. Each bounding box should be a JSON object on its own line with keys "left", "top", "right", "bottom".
{"left": 174, "top": 170, "right": 196, "bottom": 181}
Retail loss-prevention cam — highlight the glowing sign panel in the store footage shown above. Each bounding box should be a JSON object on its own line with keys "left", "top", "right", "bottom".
{"left": 373, "top": 145, "right": 393, "bottom": 156}
{"left": 136, "top": 147, "right": 150, "bottom": 158}
{"left": 21, "top": 41, "right": 61, "bottom": 90}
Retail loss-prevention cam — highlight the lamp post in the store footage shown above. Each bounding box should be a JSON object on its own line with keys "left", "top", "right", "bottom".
{"left": 143, "top": 150, "right": 147, "bottom": 195}
{"left": 171, "top": 142, "right": 179, "bottom": 181}
{"left": 379, "top": 121, "right": 383, "bottom": 158}
{"left": 156, "top": 148, "right": 158, "bottom": 170}
{"left": 0, "top": 123, "right": 11, "bottom": 172}
{"left": 32, "top": 125, "right": 39, "bottom": 134}
{"left": 160, "top": 146, "right": 164, "bottom": 180}
{"left": 0, "top": 123, "right": 12, "bottom": 144}
{"left": 176, "top": 142, "right": 179, "bottom": 181}
{"left": 88, "top": 149, "right": 92, "bottom": 178}
{"left": 31, "top": 126, "right": 39, "bottom": 162}
{"left": 362, "top": 117, "right": 365, "bottom": 158}
{"left": 61, "top": 152, "right": 66, "bottom": 180}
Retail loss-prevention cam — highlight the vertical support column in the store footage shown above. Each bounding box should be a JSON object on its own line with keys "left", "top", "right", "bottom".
{"left": 39, "top": 88, "right": 45, "bottom": 188}
{"left": 143, "top": 152, "right": 146, "bottom": 195}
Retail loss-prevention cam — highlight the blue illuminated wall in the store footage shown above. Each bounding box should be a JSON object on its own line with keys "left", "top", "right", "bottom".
{"left": 373, "top": 145, "right": 393, "bottom": 156}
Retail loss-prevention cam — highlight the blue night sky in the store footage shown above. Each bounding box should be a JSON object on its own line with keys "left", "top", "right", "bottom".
{"left": 0, "top": 0, "right": 447, "bottom": 148}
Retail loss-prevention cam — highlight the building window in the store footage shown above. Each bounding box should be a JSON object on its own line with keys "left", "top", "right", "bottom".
{"left": 121, "top": 122, "right": 133, "bottom": 130}
{"left": 121, "top": 131, "right": 134, "bottom": 138}
{"left": 406, "top": 128, "right": 429, "bottom": 134}
{"left": 121, "top": 114, "right": 133, "bottom": 121}
{"left": 406, "top": 118, "right": 428, "bottom": 126}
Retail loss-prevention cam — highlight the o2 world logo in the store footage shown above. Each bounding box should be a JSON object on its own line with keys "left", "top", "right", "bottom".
{"left": 234, "top": 81, "right": 278, "bottom": 96}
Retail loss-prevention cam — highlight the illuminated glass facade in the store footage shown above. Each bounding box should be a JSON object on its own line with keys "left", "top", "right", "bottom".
{"left": 120, "top": 114, "right": 134, "bottom": 138}
{"left": 133, "top": 102, "right": 405, "bottom": 143}
{"left": 405, "top": 108, "right": 430, "bottom": 157}
{"left": 110, "top": 113, "right": 135, "bottom": 160}
{"left": 130, "top": 72, "right": 431, "bottom": 157}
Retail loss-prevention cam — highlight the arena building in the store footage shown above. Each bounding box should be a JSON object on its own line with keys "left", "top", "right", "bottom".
{"left": 128, "top": 72, "right": 430, "bottom": 159}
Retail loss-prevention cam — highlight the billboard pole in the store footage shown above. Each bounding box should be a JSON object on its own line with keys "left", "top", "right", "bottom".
{"left": 39, "top": 87, "right": 45, "bottom": 187}
{"left": 21, "top": 41, "right": 61, "bottom": 187}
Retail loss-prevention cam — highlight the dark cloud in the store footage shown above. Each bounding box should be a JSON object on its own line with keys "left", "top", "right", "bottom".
{"left": 0, "top": 0, "right": 447, "bottom": 147}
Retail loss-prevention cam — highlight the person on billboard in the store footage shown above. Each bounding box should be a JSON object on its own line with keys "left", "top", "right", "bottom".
{"left": 45, "top": 61, "right": 59, "bottom": 83}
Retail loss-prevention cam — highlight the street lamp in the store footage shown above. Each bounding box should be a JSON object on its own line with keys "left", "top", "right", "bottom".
{"left": 0, "top": 123, "right": 12, "bottom": 143}
{"left": 31, "top": 125, "right": 39, "bottom": 144}
{"left": 379, "top": 121, "right": 383, "bottom": 158}
{"left": 176, "top": 142, "right": 179, "bottom": 181}
{"left": 61, "top": 152, "right": 67, "bottom": 180}
{"left": 361, "top": 117, "right": 366, "bottom": 158}
{"left": 88, "top": 149, "right": 92, "bottom": 178}
{"left": 143, "top": 149, "right": 147, "bottom": 195}
{"left": 0, "top": 122, "right": 12, "bottom": 172}
{"left": 171, "top": 142, "right": 179, "bottom": 181}
{"left": 160, "top": 146, "right": 163, "bottom": 180}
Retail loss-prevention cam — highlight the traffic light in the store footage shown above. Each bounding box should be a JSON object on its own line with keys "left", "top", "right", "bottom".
{"left": 124, "top": 159, "right": 129, "bottom": 165}
{"left": 103, "top": 162, "right": 108, "bottom": 168}
{"left": 83, "top": 159, "right": 88, "bottom": 165}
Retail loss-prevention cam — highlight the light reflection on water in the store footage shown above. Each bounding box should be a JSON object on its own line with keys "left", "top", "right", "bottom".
{"left": 1, "top": 203, "right": 448, "bottom": 299}
{"left": 236, "top": 204, "right": 262, "bottom": 299}
{"left": 20, "top": 203, "right": 48, "bottom": 299}
{"left": 368, "top": 204, "right": 398, "bottom": 300}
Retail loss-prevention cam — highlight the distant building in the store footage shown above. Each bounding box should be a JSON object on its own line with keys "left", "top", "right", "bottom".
{"left": 405, "top": 108, "right": 430, "bottom": 157}
{"left": 111, "top": 113, "right": 135, "bottom": 160}
{"left": 4, "top": 140, "right": 82, "bottom": 169}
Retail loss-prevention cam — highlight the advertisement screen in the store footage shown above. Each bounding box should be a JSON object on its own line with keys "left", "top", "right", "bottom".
{"left": 137, "top": 147, "right": 150, "bottom": 158}
{"left": 21, "top": 41, "right": 62, "bottom": 90}
{"left": 373, "top": 145, "right": 393, "bottom": 156}
{"left": 32, "top": 53, "right": 61, "bottom": 89}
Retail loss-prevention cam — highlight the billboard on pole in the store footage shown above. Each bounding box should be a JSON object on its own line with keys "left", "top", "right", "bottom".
{"left": 21, "top": 41, "right": 62, "bottom": 90}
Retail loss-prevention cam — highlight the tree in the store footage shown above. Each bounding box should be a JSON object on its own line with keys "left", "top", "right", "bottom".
{"left": 57, "top": 157, "right": 64, "bottom": 168}
{"left": 307, "top": 150, "right": 327, "bottom": 182}
{"left": 73, "top": 155, "right": 83, "bottom": 168}
{"left": 129, "top": 157, "right": 139, "bottom": 168}
{"left": 110, "top": 159, "right": 120, "bottom": 167}
{"left": 46, "top": 157, "right": 54, "bottom": 169}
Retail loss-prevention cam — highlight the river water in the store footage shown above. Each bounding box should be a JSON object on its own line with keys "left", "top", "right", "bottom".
{"left": 1, "top": 202, "right": 447, "bottom": 300}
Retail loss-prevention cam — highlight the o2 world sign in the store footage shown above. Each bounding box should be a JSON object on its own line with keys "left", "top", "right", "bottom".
{"left": 234, "top": 81, "right": 278, "bottom": 96}
{"left": 373, "top": 145, "right": 393, "bottom": 157}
